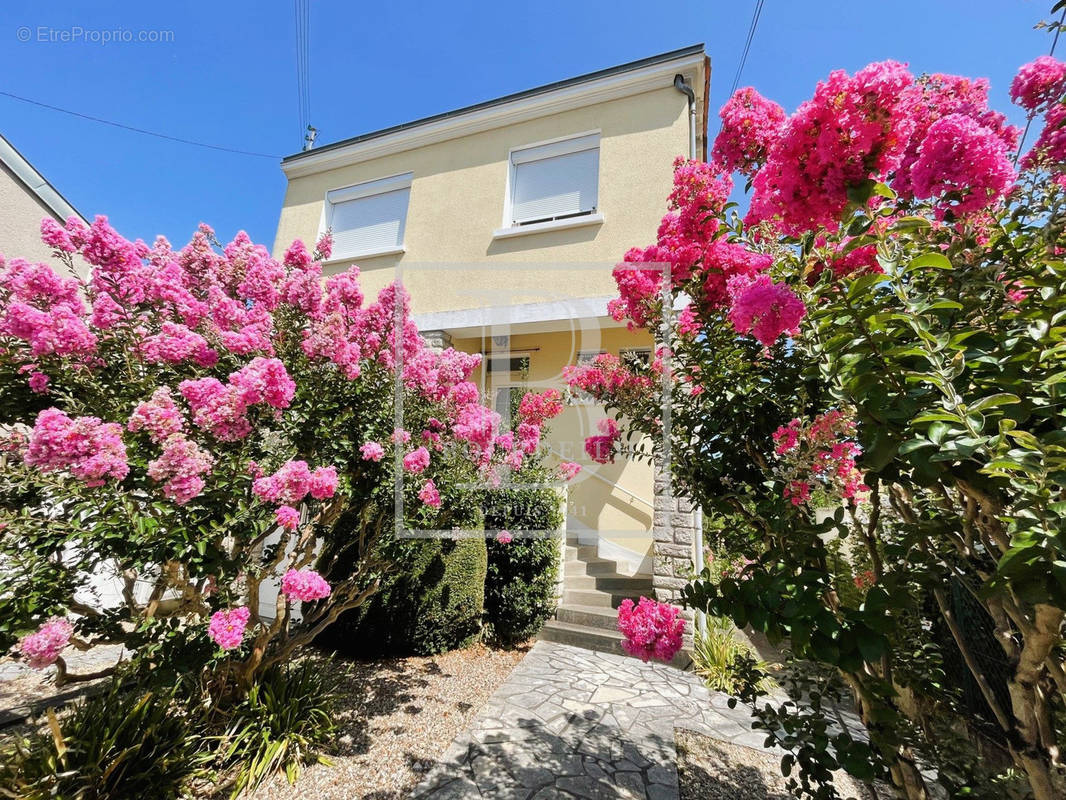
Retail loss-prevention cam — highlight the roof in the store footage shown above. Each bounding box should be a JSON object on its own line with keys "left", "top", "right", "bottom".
{"left": 282, "top": 44, "right": 705, "bottom": 165}
{"left": 0, "top": 133, "right": 86, "bottom": 224}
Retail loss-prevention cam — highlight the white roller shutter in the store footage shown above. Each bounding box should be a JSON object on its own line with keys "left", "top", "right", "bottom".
{"left": 325, "top": 173, "right": 412, "bottom": 258}
{"left": 510, "top": 134, "right": 599, "bottom": 225}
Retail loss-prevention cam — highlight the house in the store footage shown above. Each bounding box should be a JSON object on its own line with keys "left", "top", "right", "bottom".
{"left": 273, "top": 46, "right": 709, "bottom": 650}
{"left": 0, "top": 133, "right": 86, "bottom": 276}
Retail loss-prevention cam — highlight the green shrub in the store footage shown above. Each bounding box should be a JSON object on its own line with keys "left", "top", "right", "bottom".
{"left": 0, "top": 680, "right": 205, "bottom": 800}
{"left": 482, "top": 461, "right": 563, "bottom": 646}
{"left": 220, "top": 660, "right": 336, "bottom": 797}
{"left": 319, "top": 534, "right": 487, "bottom": 656}
{"left": 692, "top": 616, "right": 775, "bottom": 695}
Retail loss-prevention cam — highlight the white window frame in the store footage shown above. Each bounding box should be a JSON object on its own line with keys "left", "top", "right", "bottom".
{"left": 494, "top": 131, "right": 604, "bottom": 240}
{"left": 320, "top": 171, "right": 413, "bottom": 261}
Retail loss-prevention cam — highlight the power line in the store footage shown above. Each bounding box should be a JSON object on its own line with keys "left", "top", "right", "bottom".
{"left": 1015, "top": 4, "right": 1066, "bottom": 164}
{"left": 730, "top": 0, "right": 765, "bottom": 97}
{"left": 295, "top": 0, "right": 311, "bottom": 146}
{"left": 0, "top": 89, "right": 282, "bottom": 159}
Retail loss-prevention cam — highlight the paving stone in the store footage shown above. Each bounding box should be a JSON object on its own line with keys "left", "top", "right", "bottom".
{"left": 410, "top": 641, "right": 861, "bottom": 800}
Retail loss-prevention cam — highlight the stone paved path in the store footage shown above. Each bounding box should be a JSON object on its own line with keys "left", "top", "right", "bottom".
{"left": 410, "top": 641, "right": 777, "bottom": 799}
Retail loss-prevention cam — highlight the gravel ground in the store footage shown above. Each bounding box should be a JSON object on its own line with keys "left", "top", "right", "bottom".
{"left": 676, "top": 728, "right": 876, "bottom": 800}
{"left": 0, "top": 643, "right": 126, "bottom": 722}
{"left": 249, "top": 643, "right": 528, "bottom": 800}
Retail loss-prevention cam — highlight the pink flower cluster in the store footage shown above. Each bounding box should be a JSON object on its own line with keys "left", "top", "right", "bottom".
{"left": 563, "top": 353, "right": 653, "bottom": 404}
{"left": 208, "top": 606, "right": 250, "bottom": 651}
{"left": 360, "top": 441, "right": 385, "bottom": 461}
{"left": 146, "top": 434, "right": 214, "bottom": 505}
{"left": 179, "top": 357, "right": 295, "bottom": 442}
{"left": 558, "top": 461, "right": 582, "bottom": 481}
{"left": 726, "top": 274, "right": 806, "bottom": 348}
{"left": 127, "top": 387, "right": 185, "bottom": 442}
{"left": 280, "top": 569, "right": 331, "bottom": 602}
{"left": 1011, "top": 55, "right": 1066, "bottom": 113}
{"left": 584, "top": 418, "right": 622, "bottom": 465}
{"left": 419, "top": 479, "right": 441, "bottom": 508}
{"left": 402, "top": 446, "right": 431, "bottom": 474}
{"left": 735, "top": 63, "right": 1017, "bottom": 235}
{"left": 19, "top": 618, "right": 73, "bottom": 669}
{"left": 711, "top": 87, "right": 786, "bottom": 176}
{"left": 451, "top": 403, "right": 501, "bottom": 467}
{"left": 617, "top": 597, "right": 685, "bottom": 662}
{"left": 773, "top": 410, "right": 869, "bottom": 507}
{"left": 253, "top": 460, "right": 338, "bottom": 505}
{"left": 0, "top": 255, "right": 95, "bottom": 358}
{"left": 517, "top": 389, "right": 564, "bottom": 425}
{"left": 25, "top": 408, "right": 129, "bottom": 486}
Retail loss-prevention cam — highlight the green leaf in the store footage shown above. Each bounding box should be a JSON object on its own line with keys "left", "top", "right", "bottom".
{"left": 906, "top": 253, "right": 952, "bottom": 272}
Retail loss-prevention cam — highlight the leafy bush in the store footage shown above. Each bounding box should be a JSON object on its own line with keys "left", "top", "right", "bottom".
{"left": 692, "top": 616, "right": 774, "bottom": 695}
{"left": 220, "top": 660, "right": 336, "bottom": 797}
{"left": 318, "top": 534, "right": 488, "bottom": 656}
{"left": 567, "top": 27, "right": 1066, "bottom": 800}
{"left": 0, "top": 680, "right": 205, "bottom": 800}
{"left": 482, "top": 459, "right": 563, "bottom": 646}
{"left": 0, "top": 222, "right": 568, "bottom": 692}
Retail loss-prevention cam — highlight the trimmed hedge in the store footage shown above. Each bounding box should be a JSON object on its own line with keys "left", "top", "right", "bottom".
{"left": 318, "top": 535, "right": 487, "bottom": 657}
{"left": 482, "top": 461, "right": 564, "bottom": 646}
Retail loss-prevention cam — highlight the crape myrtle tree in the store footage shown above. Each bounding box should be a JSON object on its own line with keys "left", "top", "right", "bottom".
{"left": 0, "top": 219, "right": 565, "bottom": 693}
{"left": 565, "top": 41, "right": 1066, "bottom": 800}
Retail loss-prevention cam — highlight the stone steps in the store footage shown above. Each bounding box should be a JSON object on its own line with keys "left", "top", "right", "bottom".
{"left": 539, "top": 538, "right": 654, "bottom": 657}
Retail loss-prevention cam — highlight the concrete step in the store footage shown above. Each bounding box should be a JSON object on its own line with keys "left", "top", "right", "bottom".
{"left": 563, "top": 558, "right": 624, "bottom": 577}
{"left": 562, "top": 588, "right": 649, "bottom": 609}
{"left": 538, "top": 619, "right": 624, "bottom": 655}
{"left": 556, "top": 603, "right": 621, "bottom": 631}
{"left": 562, "top": 574, "right": 654, "bottom": 592}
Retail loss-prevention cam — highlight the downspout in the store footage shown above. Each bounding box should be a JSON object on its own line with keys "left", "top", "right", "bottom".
{"left": 674, "top": 71, "right": 707, "bottom": 639}
{"left": 673, "top": 73, "right": 697, "bottom": 161}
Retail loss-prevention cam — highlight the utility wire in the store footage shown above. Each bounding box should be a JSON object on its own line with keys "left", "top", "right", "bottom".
{"left": 0, "top": 89, "right": 282, "bottom": 159}
{"left": 730, "top": 0, "right": 765, "bottom": 96}
{"left": 295, "top": 0, "right": 311, "bottom": 145}
{"left": 1015, "top": 4, "right": 1066, "bottom": 164}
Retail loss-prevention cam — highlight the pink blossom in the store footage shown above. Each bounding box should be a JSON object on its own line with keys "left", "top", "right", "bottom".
{"left": 495, "top": 530, "right": 513, "bottom": 544}
{"left": 309, "top": 466, "right": 338, "bottom": 500}
{"left": 1011, "top": 56, "right": 1066, "bottom": 113}
{"left": 280, "top": 569, "right": 331, "bottom": 602}
{"left": 418, "top": 479, "right": 441, "bottom": 508}
{"left": 275, "top": 505, "right": 300, "bottom": 530}
{"left": 179, "top": 378, "right": 252, "bottom": 441}
{"left": 25, "top": 408, "right": 129, "bottom": 486}
{"left": 403, "top": 446, "right": 431, "bottom": 474}
{"left": 391, "top": 428, "right": 411, "bottom": 445}
{"left": 208, "top": 606, "right": 250, "bottom": 651}
{"left": 139, "top": 322, "right": 218, "bottom": 367}
{"left": 315, "top": 231, "right": 334, "bottom": 261}
{"left": 517, "top": 389, "right": 564, "bottom": 425}
{"left": 584, "top": 417, "right": 622, "bottom": 464}
{"left": 747, "top": 61, "right": 914, "bottom": 235}
{"left": 229, "top": 357, "right": 296, "bottom": 409}
{"left": 253, "top": 460, "right": 314, "bottom": 505}
{"left": 617, "top": 597, "right": 685, "bottom": 662}
{"left": 146, "top": 433, "right": 213, "bottom": 504}
{"left": 27, "top": 371, "right": 49, "bottom": 394}
{"left": 909, "top": 114, "right": 1015, "bottom": 218}
{"left": 516, "top": 422, "right": 541, "bottom": 455}
{"left": 19, "top": 618, "right": 73, "bottom": 669}
{"left": 558, "top": 461, "right": 582, "bottom": 481}
{"left": 452, "top": 404, "right": 500, "bottom": 465}
{"left": 360, "top": 441, "right": 385, "bottom": 461}
{"left": 711, "top": 87, "right": 786, "bottom": 175}
{"left": 726, "top": 274, "right": 806, "bottom": 348}
{"left": 127, "top": 387, "right": 185, "bottom": 443}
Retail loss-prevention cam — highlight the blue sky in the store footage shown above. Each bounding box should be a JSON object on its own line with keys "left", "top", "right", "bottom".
{"left": 0, "top": 1, "right": 1055, "bottom": 251}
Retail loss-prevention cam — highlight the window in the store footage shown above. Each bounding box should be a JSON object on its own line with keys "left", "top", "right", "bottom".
{"left": 485, "top": 355, "right": 530, "bottom": 374}
{"left": 508, "top": 133, "right": 599, "bottom": 226}
{"left": 620, "top": 347, "right": 652, "bottom": 368}
{"left": 324, "top": 172, "right": 412, "bottom": 259}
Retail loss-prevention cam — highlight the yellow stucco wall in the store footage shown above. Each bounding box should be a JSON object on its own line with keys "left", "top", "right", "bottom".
{"left": 0, "top": 163, "right": 73, "bottom": 271}
{"left": 273, "top": 82, "right": 691, "bottom": 572}
{"left": 273, "top": 84, "right": 689, "bottom": 315}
